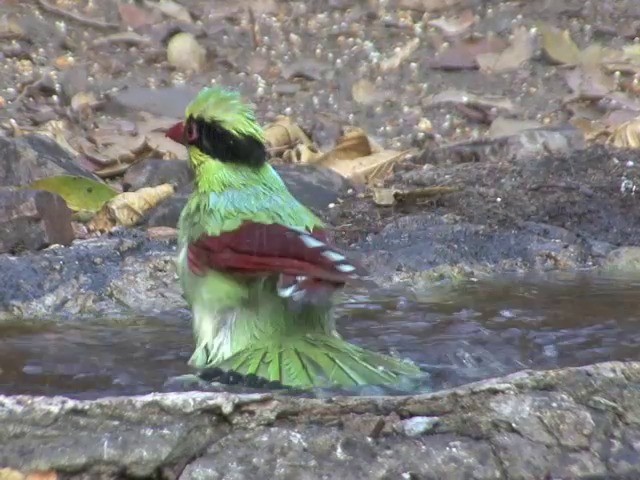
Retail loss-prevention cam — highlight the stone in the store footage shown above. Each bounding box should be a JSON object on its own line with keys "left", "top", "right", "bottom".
{"left": 602, "top": 247, "right": 640, "bottom": 275}
{"left": 0, "top": 362, "right": 639, "bottom": 479}
{"left": 122, "top": 158, "right": 193, "bottom": 192}
{"left": 400, "top": 416, "right": 439, "bottom": 436}
{"left": 0, "top": 134, "right": 98, "bottom": 187}
{"left": 0, "top": 188, "right": 74, "bottom": 254}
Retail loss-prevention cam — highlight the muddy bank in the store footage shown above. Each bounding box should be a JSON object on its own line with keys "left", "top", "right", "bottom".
{"left": 1, "top": 361, "right": 638, "bottom": 479}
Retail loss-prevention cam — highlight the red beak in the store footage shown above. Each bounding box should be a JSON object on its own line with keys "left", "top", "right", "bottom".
{"left": 165, "top": 121, "right": 186, "bottom": 144}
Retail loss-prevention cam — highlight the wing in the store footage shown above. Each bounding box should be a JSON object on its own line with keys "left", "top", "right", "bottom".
{"left": 188, "top": 221, "right": 364, "bottom": 303}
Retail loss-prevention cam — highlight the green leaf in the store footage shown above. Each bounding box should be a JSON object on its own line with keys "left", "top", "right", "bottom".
{"left": 28, "top": 175, "right": 118, "bottom": 212}
{"left": 538, "top": 23, "right": 581, "bottom": 66}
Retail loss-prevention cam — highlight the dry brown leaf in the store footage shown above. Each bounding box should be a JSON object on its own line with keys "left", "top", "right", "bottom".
{"left": 380, "top": 38, "right": 420, "bottom": 72}
{"left": 282, "top": 144, "right": 322, "bottom": 164}
{"left": 146, "top": 131, "right": 186, "bottom": 159}
{"left": 477, "top": 27, "right": 533, "bottom": 73}
{"left": 36, "top": 120, "right": 81, "bottom": 158}
{"left": 264, "top": 116, "right": 313, "bottom": 150}
{"left": 88, "top": 184, "right": 175, "bottom": 231}
{"left": 608, "top": 118, "right": 640, "bottom": 148}
{"left": 564, "top": 67, "right": 615, "bottom": 100}
{"left": 570, "top": 117, "right": 610, "bottom": 142}
{"left": 539, "top": 23, "right": 581, "bottom": 66}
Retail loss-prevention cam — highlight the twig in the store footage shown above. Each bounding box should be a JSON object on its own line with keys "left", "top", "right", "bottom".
{"left": 36, "top": 0, "right": 120, "bottom": 30}
{"left": 90, "top": 32, "right": 152, "bottom": 48}
{"left": 247, "top": 7, "right": 261, "bottom": 50}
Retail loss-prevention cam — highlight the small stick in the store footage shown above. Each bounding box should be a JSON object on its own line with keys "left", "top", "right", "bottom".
{"left": 247, "top": 7, "right": 261, "bottom": 50}
{"left": 36, "top": 0, "right": 120, "bottom": 30}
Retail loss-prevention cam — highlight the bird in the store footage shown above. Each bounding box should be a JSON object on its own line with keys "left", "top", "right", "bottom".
{"left": 165, "top": 86, "right": 421, "bottom": 388}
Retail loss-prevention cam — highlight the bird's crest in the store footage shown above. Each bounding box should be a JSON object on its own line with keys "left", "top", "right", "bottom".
{"left": 185, "top": 87, "right": 265, "bottom": 143}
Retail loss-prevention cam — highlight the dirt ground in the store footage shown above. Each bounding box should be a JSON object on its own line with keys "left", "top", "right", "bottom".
{"left": 2, "top": 0, "right": 640, "bottom": 275}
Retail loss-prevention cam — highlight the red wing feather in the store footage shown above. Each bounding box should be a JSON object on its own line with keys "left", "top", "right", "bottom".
{"left": 188, "top": 221, "right": 362, "bottom": 288}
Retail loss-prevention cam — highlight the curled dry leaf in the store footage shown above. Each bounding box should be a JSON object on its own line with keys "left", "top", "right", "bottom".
{"left": 477, "top": 27, "right": 533, "bottom": 73}
{"left": 373, "top": 186, "right": 459, "bottom": 206}
{"left": 282, "top": 143, "right": 322, "bottom": 164}
{"left": 538, "top": 23, "right": 581, "bottom": 66}
{"left": 608, "top": 118, "right": 640, "bottom": 148}
{"left": 264, "top": 116, "right": 313, "bottom": 150}
{"left": 88, "top": 183, "right": 175, "bottom": 232}
{"left": 28, "top": 174, "right": 117, "bottom": 212}
{"left": 314, "top": 128, "right": 412, "bottom": 184}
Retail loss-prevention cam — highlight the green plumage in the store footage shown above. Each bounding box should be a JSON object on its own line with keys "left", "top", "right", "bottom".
{"left": 177, "top": 87, "right": 421, "bottom": 388}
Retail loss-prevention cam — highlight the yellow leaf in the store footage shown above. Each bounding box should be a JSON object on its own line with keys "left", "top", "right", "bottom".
{"left": 0, "top": 468, "right": 25, "bottom": 480}
{"left": 263, "top": 116, "right": 313, "bottom": 150}
{"left": 88, "top": 183, "right": 175, "bottom": 231}
{"left": 608, "top": 118, "right": 640, "bottom": 148}
{"left": 28, "top": 175, "right": 118, "bottom": 212}
{"left": 538, "top": 23, "right": 581, "bottom": 65}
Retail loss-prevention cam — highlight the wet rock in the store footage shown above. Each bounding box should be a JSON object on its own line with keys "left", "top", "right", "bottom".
{"left": 1, "top": 362, "right": 640, "bottom": 479}
{"left": 0, "top": 134, "right": 97, "bottom": 187}
{"left": 144, "top": 191, "right": 189, "bottom": 228}
{"left": 400, "top": 415, "right": 439, "bottom": 436}
{"left": 123, "top": 158, "right": 193, "bottom": 192}
{"left": 602, "top": 247, "right": 640, "bottom": 275}
{"left": 0, "top": 188, "right": 74, "bottom": 254}
{"left": 0, "top": 231, "right": 182, "bottom": 321}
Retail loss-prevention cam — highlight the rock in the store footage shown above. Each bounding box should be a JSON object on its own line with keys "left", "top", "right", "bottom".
{"left": 123, "top": 158, "right": 193, "bottom": 192}
{"left": 0, "top": 188, "right": 74, "bottom": 254}
{"left": 0, "top": 230, "right": 182, "bottom": 321}
{"left": 0, "top": 134, "right": 97, "bottom": 187}
{"left": 105, "top": 86, "right": 199, "bottom": 118}
{"left": 400, "top": 416, "right": 439, "bottom": 436}
{"left": 420, "top": 124, "right": 585, "bottom": 165}
{"left": 602, "top": 247, "right": 640, "bottom": 275}
{"left": 1, "top": 362, "right": 640, "bottom": 479}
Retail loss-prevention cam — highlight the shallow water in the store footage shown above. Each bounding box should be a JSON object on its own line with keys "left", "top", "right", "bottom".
{"left": 2, "top": 273, "right": 640, "bottom": 399}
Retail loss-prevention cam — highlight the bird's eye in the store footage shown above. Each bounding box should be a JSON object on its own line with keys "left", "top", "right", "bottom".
{"left": 186, "top": 121, "right": 198, "bottom": 143}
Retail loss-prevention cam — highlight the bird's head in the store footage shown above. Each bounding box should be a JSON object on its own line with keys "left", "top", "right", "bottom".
{"left": 165, "top": 87, "right": 267, "bottom": 170}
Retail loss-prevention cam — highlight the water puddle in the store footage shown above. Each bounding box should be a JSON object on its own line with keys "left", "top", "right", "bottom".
{"left": 2, "top": 273, "right": 640, "bottom": 398}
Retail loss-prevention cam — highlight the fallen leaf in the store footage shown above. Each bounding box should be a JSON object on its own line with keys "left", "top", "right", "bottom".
{"left": 145, "top": 0, "right": 192, "bottom": 23}
{"left": 430, "top": 35, "right": 507, "bottom": 70}
{"left": 380, "top": 38, "right": 420, "bottom": 72}
{"left": 264, "top": 116, "right": 313, "bottom": 150}
{"left": 477, "top": 27, "right": 533, "bottom": 73}
{"left": 427, "top": 9, "right": 475, "bottom": 37}
{"left": 70, "top": 91, "right": 100, "bottom": 113}
{"left": 539, "top": 23, "right": 581, "bottom": 65}
{"left": 28, "top": 175, "right": 118, "bottom": 212}
{"left": 314, "top": 128, "right": 412, "bottom": 183}
{"left": 488, "top": 117, "right": 542, "bottom": 138}
{"left": 608, "top": 117, "right": 640, "bottom": 148}
{"left": 282, "top": 143, "right": 322, "bottom": 164}
{"left": 167, "top": 32, "right": 205, "bottom": 72}
{"left": 570, "top": 117, "right": 610, "bottom": 142}
{"left": 88, "top": 184, "right": 175, "bottom": 231}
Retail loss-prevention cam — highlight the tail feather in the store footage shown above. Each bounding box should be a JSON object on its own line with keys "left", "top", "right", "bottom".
{"left": 214, "top": 335, "right": 422, "bottom": 388}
